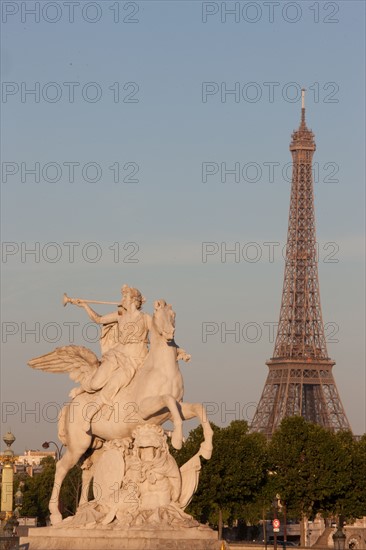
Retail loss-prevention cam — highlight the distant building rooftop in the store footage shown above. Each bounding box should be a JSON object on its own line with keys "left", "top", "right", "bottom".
{"left": 16, "top": 450, "right": 56, "bottom": 466}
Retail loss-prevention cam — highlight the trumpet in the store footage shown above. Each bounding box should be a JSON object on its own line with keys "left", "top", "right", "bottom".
{"left": 63, "top": 293, "right": 121, "bottom": 307}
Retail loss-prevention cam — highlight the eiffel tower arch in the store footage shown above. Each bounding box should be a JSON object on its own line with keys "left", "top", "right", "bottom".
{"left": 250, "top": 91, "right": 351, "bottom": 437}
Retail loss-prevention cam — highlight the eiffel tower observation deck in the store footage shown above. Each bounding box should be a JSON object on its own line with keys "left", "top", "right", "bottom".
{"left": 250, "top": 91, "right": 351, "bottom": 437}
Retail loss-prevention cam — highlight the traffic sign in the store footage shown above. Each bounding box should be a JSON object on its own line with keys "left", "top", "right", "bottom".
{"left": 274, "top": 528, "right": 280, "bottom": 533}
{"left": 273, "top": 519, "right": 280, "bottom": 529}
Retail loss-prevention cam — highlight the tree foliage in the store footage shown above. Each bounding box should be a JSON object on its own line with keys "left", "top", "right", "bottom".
{"left": 174, "top": 417, "right": 365, "bottom": 528}
{"left": 268, "top": 417, "right": 365, "bottom": 521}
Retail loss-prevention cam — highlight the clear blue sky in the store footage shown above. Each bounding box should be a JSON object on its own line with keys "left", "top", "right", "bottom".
{"left": 1, "top": 0, "right": 365, "bottom": 451}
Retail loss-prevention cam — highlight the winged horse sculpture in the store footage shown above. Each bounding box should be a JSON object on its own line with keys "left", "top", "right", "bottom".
{"left": 28, "top": 297, "right": 213, "bottom": 525}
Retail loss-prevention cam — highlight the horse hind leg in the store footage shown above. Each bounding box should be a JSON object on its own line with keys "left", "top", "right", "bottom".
{"left": 78, "top": 445, "right": 104, "bottom": 507}
{"left": 78, "top": 455, "right": 93, "bottom": 508}
{"left": 179, "top": 402, "right": 214, "bottom": 459}
{"left": 49, "top": 436, "right": 92, "bottom": 525}
{"left": 139, "top": 395, "right": 183, "bottom": 450}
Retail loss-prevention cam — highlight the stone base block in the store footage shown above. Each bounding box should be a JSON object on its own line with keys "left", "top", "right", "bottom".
{"left": 21, "top": 526, "right": 220, "bottom": 549}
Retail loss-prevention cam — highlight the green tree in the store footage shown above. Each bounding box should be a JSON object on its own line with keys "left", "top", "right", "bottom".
{"left": 19, "top": 456, "right": 55, "bottom": 523}
{"left": 268, "top": 417, "right": 365, "bottom": 531}
{"left": 320, "top": 431, "right": 366, "bottom": 520}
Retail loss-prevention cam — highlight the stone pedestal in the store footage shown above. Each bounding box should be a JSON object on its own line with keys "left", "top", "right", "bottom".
{"left": 22, "top": 526, "right": 219, "bottom": 549}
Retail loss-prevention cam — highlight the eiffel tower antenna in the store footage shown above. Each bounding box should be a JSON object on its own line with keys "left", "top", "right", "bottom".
{"left": 250, "top": 94, "right": 351, "bottom": 436}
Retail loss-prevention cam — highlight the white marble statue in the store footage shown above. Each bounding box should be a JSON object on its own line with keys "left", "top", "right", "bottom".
{"left": 28, "top": 286, "right": 213, "bottom": 527}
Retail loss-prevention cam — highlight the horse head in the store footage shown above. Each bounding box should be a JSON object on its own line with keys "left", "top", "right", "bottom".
{"left": 153, "top": 299, "right": 176, "bottom": 341}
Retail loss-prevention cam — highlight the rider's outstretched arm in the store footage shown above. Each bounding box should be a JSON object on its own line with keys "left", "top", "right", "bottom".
{"left": 76, "top": 302, "right": 118, "bottom": 325}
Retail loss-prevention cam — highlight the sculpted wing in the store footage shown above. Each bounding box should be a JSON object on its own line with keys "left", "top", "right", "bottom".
{"left": 28, "top": 345, "right": 100, "bottom": 383}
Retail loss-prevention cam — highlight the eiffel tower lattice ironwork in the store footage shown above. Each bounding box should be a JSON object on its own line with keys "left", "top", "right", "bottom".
{"left": 250, "top": 90, "right": 351, "bottom": 436}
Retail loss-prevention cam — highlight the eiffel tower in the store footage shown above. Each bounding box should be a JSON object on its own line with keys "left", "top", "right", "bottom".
{"left": 250, "top": 91, "right": 351, "bottom": 436}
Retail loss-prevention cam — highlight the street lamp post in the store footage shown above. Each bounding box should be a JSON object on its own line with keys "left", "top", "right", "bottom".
{"left": 272, "top": 496, "right": 280, "bottom": 550}
{"left": 263, "top": 507, "right": 268, "bottom": 550}
{"left": 333, "top": 519, "right": 346, "bottom": 550}
{"left": 42, "top": 441, "right": 63, "bottom": 461}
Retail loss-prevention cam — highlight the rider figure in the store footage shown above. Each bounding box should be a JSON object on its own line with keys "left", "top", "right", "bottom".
{"left": 74, "top": 284, "right": 151, "bottom": 419}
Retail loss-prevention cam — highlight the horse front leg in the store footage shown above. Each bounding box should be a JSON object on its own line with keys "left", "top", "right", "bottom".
{"left": 139, "top": 395, "right": 183, "bottom": 450}
{"left": 179, "top": 402, "right": 214, "bottom": 460}
{"left": 49, "top": 439, "right": 91, "bottom": 524}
